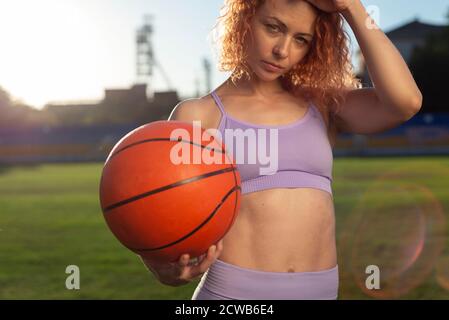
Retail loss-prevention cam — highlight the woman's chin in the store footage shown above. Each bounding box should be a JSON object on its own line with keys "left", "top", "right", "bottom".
{"left": 256, "top": 69, "right": 283, "bottom": 80}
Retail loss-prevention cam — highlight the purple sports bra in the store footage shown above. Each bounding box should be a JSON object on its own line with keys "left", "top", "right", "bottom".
{"left": 210, "top": 90, "right": 333, "bottom": 196}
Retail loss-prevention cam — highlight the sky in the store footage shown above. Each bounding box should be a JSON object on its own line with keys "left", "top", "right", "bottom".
{"left": 0, "top": 0, "right": 448, "bottom": 110}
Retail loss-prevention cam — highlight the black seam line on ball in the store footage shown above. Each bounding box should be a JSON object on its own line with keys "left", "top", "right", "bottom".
{"left": 223, "top": 159, "right": 241, "bottom": 237}
{"left": 102, "top": 166, "right": 236, "bottom": 213}
{"left": 109, "top": 138, "right": 226, "bottom": 160}
{"left": 131, "top": 184, "right": 241, "bottom": 252}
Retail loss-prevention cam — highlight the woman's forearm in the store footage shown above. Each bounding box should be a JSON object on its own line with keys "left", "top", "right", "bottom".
{"left": 342, "top": 0, "right": 423, "bottom": 114}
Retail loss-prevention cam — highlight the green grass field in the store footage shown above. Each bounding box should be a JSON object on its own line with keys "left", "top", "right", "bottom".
{"left": 1, "top": 157, "right": 449, "bottom": 299}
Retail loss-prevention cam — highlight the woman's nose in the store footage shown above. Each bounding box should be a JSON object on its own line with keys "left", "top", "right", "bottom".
{"left": 273, "top": 39, "right": 290, "bottom": 58}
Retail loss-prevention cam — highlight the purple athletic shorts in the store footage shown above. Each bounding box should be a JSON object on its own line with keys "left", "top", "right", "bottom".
{"left": 191, "top": 259, "right": 339, "bottom": 300}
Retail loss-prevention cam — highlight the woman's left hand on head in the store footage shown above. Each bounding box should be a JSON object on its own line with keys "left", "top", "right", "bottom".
{"left": 305, "top": 0, "right": 357, "bottom": 13}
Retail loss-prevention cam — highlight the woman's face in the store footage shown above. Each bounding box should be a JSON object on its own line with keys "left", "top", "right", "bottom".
{"left": 244, "top": 0, "right": 318, "bottom": 80}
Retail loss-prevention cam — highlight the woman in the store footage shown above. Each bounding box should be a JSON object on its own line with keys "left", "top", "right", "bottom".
{"left": 142, "top": 0, "right": 422, "bottom": 300}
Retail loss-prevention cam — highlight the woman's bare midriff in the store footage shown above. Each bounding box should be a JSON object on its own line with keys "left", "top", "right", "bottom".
{"left": 218, "top": 188, "right": 337, "bottom": 273}
{"left": 198, "top": 86, "right": 337, "bottom": 273}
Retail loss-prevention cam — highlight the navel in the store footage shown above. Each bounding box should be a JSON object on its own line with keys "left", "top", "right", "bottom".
{"left": 287, "top": 266, "right": 295, "bottom": 273}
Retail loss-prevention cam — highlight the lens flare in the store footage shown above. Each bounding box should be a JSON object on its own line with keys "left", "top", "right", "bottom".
{"left": 339, "top": 164, "right": 446, "bottom": 299}
{"left": 436, "top": 254, "right": 449, "bottom": 292}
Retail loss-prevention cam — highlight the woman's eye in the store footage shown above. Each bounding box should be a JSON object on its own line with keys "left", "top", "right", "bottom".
{"left": 266, "top": 24, "right": 279, "bottom": 32}
{"left": 265, "top": 24, "right": 308, "bottom": 44}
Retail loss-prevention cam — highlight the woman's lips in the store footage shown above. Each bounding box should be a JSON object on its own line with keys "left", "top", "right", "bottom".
{"left": 261, "top": 60, "right": 284, "bottom": 72}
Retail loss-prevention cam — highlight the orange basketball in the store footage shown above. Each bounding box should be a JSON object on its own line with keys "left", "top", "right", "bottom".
{"left": 99, "top": 120, "right": 241, "bottom": 263}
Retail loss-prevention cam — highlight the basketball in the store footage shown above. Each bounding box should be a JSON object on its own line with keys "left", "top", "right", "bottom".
{"left": 99, "top": 120, "right": 241, "bottom": 263}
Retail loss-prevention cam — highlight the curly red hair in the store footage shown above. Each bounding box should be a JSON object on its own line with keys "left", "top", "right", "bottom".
{"left": 209, "top": 0, "right": 362, "bottom": 146}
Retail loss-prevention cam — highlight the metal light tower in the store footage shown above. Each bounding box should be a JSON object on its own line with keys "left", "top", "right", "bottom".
{"left": 136, "top": 15, "right": 155, "bottom": 96}
{"left": 203, "top": 57, "right": 212, "bottom": 94}
{"left": 136, "top": 14, "right": 173, "bottom": 98}
{"left": 194, "top": 74, "right": 201, "bottom": 97}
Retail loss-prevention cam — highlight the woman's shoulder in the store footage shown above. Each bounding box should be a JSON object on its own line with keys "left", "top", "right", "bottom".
{"left": 168, "top": 96, "right": 222, "bottom": 131}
